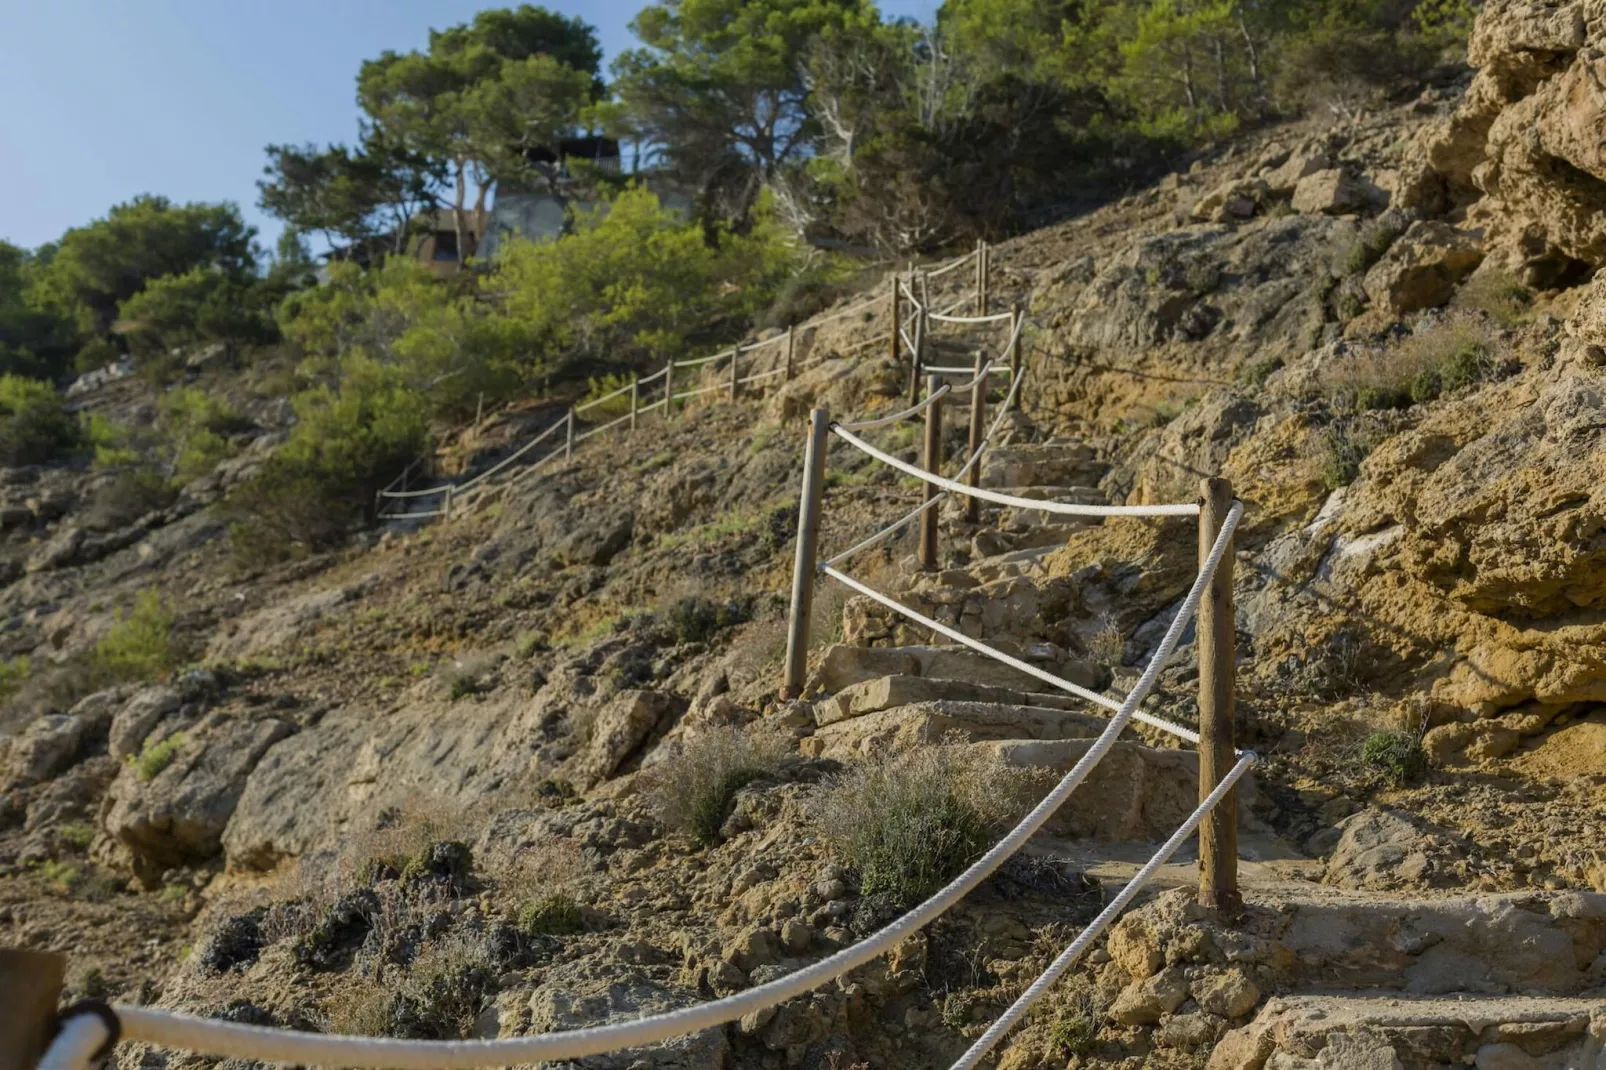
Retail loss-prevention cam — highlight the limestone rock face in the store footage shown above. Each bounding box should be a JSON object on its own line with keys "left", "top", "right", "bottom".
{"left": 1415, "top": 0, "right": 1606, "bottom": 279}
{"left": 105, "top": 712, "right": 294, "bottom": 880}
{"left": 1291, "top": 169, "right": 1371, "bottom": 215}
{"left": 1362, "top": 221, "right": 1485, "bottom": 313}
{"left": 572, "top": 689, "right": 676, "bottom": 786}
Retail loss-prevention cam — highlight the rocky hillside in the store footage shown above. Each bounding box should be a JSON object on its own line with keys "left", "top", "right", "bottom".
{"left": 5, "top": 0, "right": 1606, "bottom": 1066}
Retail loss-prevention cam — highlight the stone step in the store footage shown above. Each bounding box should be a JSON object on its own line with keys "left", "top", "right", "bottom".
{"left": 814, "top": 673, "right": 1093, "bottom": 724}
{"left": 967, "top": 738, "right": 1248, "bottom": 843}
{"left": 1124, "top": 885, "right": 1606, "bottom": 1006}
{"left": 980, "top": 442, "right": 1110, "bottom": 490}
{"left": 808, "top": 699, "right": 1110, "bottom": 760}
{"left": 808, "top": 642, "right": 1099, "bottom": 696}
{"left": 1208, "top": 994, "right": 1606, "bottom": 1070}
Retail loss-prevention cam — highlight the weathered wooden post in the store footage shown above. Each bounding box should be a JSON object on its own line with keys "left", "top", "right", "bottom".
{"left": 0, "top": 949, "right": 66, "bottom": 1070}
{"left": 1007, "top": 303, "right": 1024, "bottom": 412}
{"left": 663, "top": 361, "right": 675, "bottom": 417}
{"left": 975, "top": 239, "right": 988, "bottom": 317}
{"left": 966, "top": 352, "right": 987, "bottom": 524}
{"left": 629, "top": 372, "right": 640, "bottom": 431}
{"left": 1197, "top": 475, "right": 1240, "bottom": 915}
{"left": 918, "top": 373, "right": 944, "bottom": 571}
{"left": 908, "top": 274, "right": 929, "bottom": 407}
{"left": 888, "top": 275, "right": 901, "bottom": 366}
{"left": 475, "top": 391, "right": 485, "bottom": 427}
{"left": 785, "top": 324, "right": 797, "bottom": 381}
{"left": 730, "top": 346, "right": 741, "bottom": 402}
{"left": 565, "top": 407, "right": 576, "bottom": 462}
{"left": 443, "top": 484, "right": 453, "bottom": 519}
{"left": 783, "top": 406, "right": 831, "bottom": 699}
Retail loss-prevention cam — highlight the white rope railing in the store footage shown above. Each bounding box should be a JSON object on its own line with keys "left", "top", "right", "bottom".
{"left": 42, "top": 506, "right": 1235, "bottom": 1070}
{"left": 573, "top": 411, "right": 633, "bottom": 444}
{"left": 572, "top": 381, "right": 635, "bottom": 415}
{"left": 950, "top": 750, "right": 1256, "bottom": 1069}
{"left": 926, "top": 249, "right": 977, "bottom": 278}
{"left": 451, "top": 414, "right": 570, "bottom": 494}
{"left": 929, "top": 311, "right": 1013, "bottom": 326}
{"left": 832, "top": 425, "right": 1199, "bottom": 518}
{"left": 836, "top": 384, "right": 953, "bottom": 432}
{"left": 377, "top": 483, "right": 451, "bottom": 500}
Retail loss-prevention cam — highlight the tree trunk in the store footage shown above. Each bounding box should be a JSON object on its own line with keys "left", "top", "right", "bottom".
{"left": 1237, "top": 6, "right": 1264, "bottom": 104}
{"left": 451, "top": 160, "right": 468, "bottom": 266}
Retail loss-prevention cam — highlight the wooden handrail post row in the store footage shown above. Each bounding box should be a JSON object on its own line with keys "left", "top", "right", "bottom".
{"left": 918, "top": 373, "right": 944, "bottom": 571}
{"left": 663, "top": 360, "right": 675, "bottom": 417}
{"left": 785, "top": 324, "right": 796, "bottom": 381}
{"left": 782, "top": 405, "right": 831, "bottom": 699}
{"left": 1197, "top": 475, "right": 1241, "bottom": 915}
{"left": 965, "top": 351, "right": 987, "bottom": 524}
{"left": 730, "top": 345, "right": 741, "bottom": 402}
{"left": 565, "top": 408, "right": 576, "bottom": 461}
{"left": 888, "top": 273, "right": 901, "bottom": 366}
{"left": 908, "top": 273, "right": 928, "bottom": 407}
{"left": 976, "top": 238, "right": 988, "bottom": 317}
{"left": 0, "top": 948, "right": 66, "bottom": 1070}
{"left": 629, "top": 372, "right": 639, "bottom": 431}
{"left": 1008, "top": 303, "right": 1024, "bottom": 412}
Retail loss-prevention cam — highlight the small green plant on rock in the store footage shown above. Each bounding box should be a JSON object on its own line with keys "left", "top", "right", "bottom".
{"left": 1361, "top": 729, "right": 1425, "bottom": 784}
{"left": 1048, "top": 1011, "right": 1097, "bottom": 1058}
{"left": 132, "top": 733, "right": 186, "bottom": 781}
{"left": 518, "top": 893, "right": 585, "bottom": 935}
{"left": 647, "top": 726, "right": 789, "bottom": 846}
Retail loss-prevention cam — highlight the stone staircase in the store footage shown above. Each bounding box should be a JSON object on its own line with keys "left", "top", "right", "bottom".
{"left": 801, "top": 430, "right": 1606, "bottom": 1069}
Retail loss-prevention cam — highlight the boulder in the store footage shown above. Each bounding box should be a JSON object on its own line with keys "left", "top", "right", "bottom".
{"left": 109, "top": 686, "right": 181, "bottom": 759}
{"left": 1192, "top": 967, "right": 1262, "bottom": 1019}
{"left": 1108, "top": 966, "right": 1189, "bottom": 1025}
{"left": 573, "top": 689, "right": 675, "bottom": 785}
{"left": 1362, "top": 221, "right": 1484, "bottom": 314}
{"left": 1324, "top": 808, "right": 1464, "bottom": 891}
{"left": 1191, "top": 178, "right": 1269, "bottom": 223}
{"left": 1291, "top": 169, "right": 1371, "bottom": 215}
{"left": 25, "top": 526, "right": 84, "bottom": 573}
{"left": 3, "top": 714, "right": 89, "bottom": 788}
{"left": 104, "top": 712, "right": 293, "bottom": 879}
{"left": 1265, "top": 148, "right": 1333, "bottom": 194}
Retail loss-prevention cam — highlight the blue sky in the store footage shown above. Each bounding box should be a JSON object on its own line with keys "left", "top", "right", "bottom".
{"left": 0, "top": 0, "right": 939, "bottom": 254}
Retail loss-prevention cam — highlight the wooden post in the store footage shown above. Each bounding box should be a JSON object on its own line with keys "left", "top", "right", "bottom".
{"left": 782, "top": 406, "right": 831, "bottom": 699}
{"left": 629, "top": 372, "right": 639, "bottom": 431}
{"left": 908, "top": 274, "right": 928, "bottom": 407}
{"left": 965, "top": 351, "right": 987, "bottom": 524}
{"left": 1197, "top": 476, "right": 1240, "bottom": 915}
{"left": 975, "top": 239, "right": 988, "bottom": 317}
{"left": 888, "top": 274, "right": 901, "bottom": 366}
{"left": 475, "top": 391, "right": 485, "bottom": 428}
{"left": 785, "top": 325, "right": 796, "bottom": 381}
{"left": 565, "top": 408, "right": 575, "bottom": 462}
{"left": 443, "top": 485, "right": 453, "bottom": 519}
{"left": 1007, "top": 303, "right": 1024, "bottom": 412}
{"left": 0, "top": 949, "right": 65, "bottom": 1070}
{"left": 730, "top": 346, "right": 741, "bottom": 402}
{"left": 663, "top": 361, "right": 675, "bottom": 417}
{"left": 918, "top": 373, "right": 943, "bottom": 571}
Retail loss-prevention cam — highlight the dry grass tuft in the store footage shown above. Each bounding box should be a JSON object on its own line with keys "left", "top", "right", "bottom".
{"left": 811, "top": 740, "right": 1037, "bottom": 908}
{"left": 644, "top": 725, "right": 790, "bottom": 846}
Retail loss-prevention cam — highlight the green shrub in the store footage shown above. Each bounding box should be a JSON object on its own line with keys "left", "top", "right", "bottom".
{"left": 0, "top": 656, "right": 28, "bottom": 704}
{"left": 0, "top": 375, "right": 78, "bottom": 465}
{"left": 132, "top": 733, "right": 186, "bottom": 781}
{"left": 576, "top": 373, "right": 637, "bottom": 419}
{"left": 812, "top": 743, "right": 1032, "bottom": 908}
{"left": 1340, "top": 217, "right": 1406, "bottom": 276}
{"left": 1452, "top": 270, "right": 1533, "bottom": 326}
{"left": 1361, "top": 730, "right": 1425, "bottom": 784}
{"left": 1048, "top": 1011, "right": 1097, "bottom": 1058}
{"left": 1330, "top": 319, "right": 1509, "bottom": 413}
{"left": 1317, "top": 424, "right": 1373, "bottom": 491}
{"left": 661, "top": 595, "right": 751, "bottom": 645}
{"left": 518, "top": 893, "right": 585, "bottom": 935}
{"left": 94, "top": 589, "right": 183, "bottom": 683}
{"left": 1239, "top": 357, "right": 1283, "bottom": 388}
{"left": 647, "top": 727, "right": 789, "bottom": 846}
{"left": 57, "top": 823, "right": 96, "bottom": 850}
{"left": 84, "top": 467, "right": 178, "bottom": 530}
{"left": 226, "top": 358, "right": 428, "bottom": 561}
